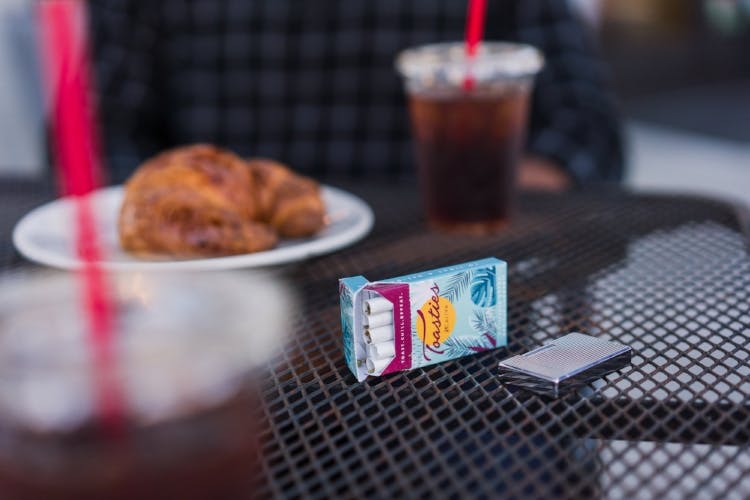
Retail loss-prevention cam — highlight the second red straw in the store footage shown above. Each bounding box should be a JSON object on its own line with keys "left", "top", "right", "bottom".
{"left": 38, "top": 0, "right": 123, "bottom": 436}
{"left": 463, "top": 0, "right": 488, "bottom": 91}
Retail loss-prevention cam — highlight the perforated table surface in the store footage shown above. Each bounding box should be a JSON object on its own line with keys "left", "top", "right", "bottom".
{"left": 3, "top": 181, "right": 750, "bottom": 498}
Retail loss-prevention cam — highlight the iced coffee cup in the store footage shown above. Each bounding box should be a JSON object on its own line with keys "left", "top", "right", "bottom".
{"left": 0, "top": 271, "right": 290, "bottom": 500}
{"left": 396, "top": 42, "right": 544, "bottom": 233}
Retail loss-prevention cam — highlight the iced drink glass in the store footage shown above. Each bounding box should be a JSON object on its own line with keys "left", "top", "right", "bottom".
{"left": 0, "top": 271, "right": 290, "bottom": 500}
{"left": 396, "top": 42, "right": 543, "bottom": 233}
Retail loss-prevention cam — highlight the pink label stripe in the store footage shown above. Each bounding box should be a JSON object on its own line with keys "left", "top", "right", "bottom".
{"left": 366, "top": 283, "right": 411, "bottom": 374}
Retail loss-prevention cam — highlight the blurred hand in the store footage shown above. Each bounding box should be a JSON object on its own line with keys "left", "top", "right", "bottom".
{"left": 519, "top": 156, "right": 572, "bottom": 192}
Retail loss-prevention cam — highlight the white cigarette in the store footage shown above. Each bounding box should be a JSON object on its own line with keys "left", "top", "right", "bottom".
{"left": 367, "top": 341, "right": 395, "bottom": 359}
{"left": 363, "top": 311, "right": 392, "bottom": 329}
{"left": 364, "top": 324, "right": 395, "bottom": 344}
{"left": 366, "top": 356, "right": 394, "bottom": 375}
{"left": 363, "top": 297, "right": 394, "bottom": 315}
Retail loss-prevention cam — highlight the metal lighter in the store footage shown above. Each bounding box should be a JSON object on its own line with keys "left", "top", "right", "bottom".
{"left": 497, "top": 332, "right": 632, "bottom": 397}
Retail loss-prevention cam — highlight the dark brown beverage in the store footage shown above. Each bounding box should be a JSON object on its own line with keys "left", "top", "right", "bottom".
{"left": 409, "top": 88, "right": 531, "bottom": 233}
{"left": 397, "top": 42, "right": 543, "bottom": 232}
{"left": 0, "top": 389, "right": 262, "bottom": 500}
{"left": 0, "top": 272, "right": 290, "bottom": 500}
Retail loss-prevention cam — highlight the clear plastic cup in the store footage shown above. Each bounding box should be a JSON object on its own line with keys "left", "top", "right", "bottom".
{"left": 0, "top": 271, "right": 291, "bottom": 499}
{"left": 396, "top": 42, "right": 544, "bottom": 233}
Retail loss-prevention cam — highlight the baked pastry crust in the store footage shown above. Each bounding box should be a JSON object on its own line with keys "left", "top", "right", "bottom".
{"left": 247, "top": 158, "right": 326, "bottom": 238}
{"left": 119, "top": 144, "right": 277, "bottom": 257}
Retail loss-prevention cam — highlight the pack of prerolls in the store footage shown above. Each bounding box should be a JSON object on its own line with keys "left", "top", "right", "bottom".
{"left": 339, "top": 258, "right": 507, "bottom": 381}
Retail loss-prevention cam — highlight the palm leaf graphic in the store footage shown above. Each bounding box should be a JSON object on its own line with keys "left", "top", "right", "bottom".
{"left": 470, "top": 268, "right": 496, "bottom": 307}
{"left": 470, "top": 309, "right": 497, "bottom": 335}
{"left": 340, "top": 287, "right": 353, "bottom": 310}
{"left": 441, "top": 271, "right": 473, "bottom": 304}
{"left": 442, "top": 335, "right": 493, "bottom": 357}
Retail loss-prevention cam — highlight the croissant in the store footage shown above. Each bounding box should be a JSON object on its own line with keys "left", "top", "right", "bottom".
{"left": 118, "top": 144, "right": 326, "bottom": 258}
{"left": 119, "top": 145, "right": 277, "bottom": 257}
{"left": 247, "top": 158, "right": 326, "bottom": 238}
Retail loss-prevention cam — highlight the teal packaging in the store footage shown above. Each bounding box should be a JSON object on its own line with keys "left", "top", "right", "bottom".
{"left": 339, "top": 257, "right": 507, "bottom": 381}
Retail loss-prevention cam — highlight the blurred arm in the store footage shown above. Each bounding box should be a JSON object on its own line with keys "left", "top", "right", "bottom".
{"left": 88, "top": 1, "right": 164, "bottom": 184}
{"left": 515, "top": 0, "right": 625, "bottom": 188}
{"left": 519, "top": 156, "right": 572, "bottom": 191}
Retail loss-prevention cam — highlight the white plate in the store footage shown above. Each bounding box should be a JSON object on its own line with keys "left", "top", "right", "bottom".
{"left": 13, "top": 185, "right": 374, "bottom": 271}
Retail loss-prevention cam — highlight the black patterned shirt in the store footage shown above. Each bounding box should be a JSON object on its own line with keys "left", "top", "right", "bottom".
{"left": 90, "top": 0, "right": 624, "bottom": 185}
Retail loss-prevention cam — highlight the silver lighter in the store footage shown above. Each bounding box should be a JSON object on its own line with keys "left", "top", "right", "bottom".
{"left": 497, "top": 332, "right": 632, "bottom": 397}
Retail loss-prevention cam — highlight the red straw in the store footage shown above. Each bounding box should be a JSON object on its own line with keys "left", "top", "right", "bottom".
{"left": 463, "top": 0, "right": 488, "bottom": 91}
{"left": 38, "top": 0, "right": 123, "bottom": 437}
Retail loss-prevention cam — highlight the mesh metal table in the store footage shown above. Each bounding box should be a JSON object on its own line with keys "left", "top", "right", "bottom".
{"left": 3, "top": 181, "right": 750, "bottom": 498}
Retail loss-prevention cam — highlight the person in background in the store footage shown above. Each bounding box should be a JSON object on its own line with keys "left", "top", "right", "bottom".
{"left": 89, "top": 0, "right": 624, "bottom": 190}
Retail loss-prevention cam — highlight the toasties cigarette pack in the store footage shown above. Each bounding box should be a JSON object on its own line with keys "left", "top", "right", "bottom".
{"left": 339, "top": 258, "right": 507, "bottom": 381}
